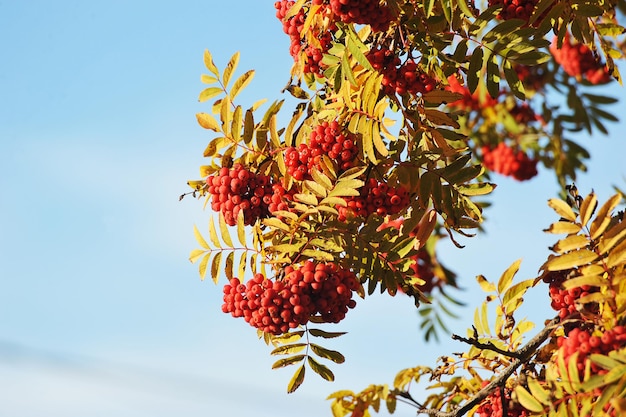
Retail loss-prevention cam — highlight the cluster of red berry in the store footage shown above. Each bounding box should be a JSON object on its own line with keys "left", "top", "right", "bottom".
{"left": 542, "top": 270, "right": 599, "bottom": 320}
{"left": 284, "top": 121, "right": 358, "bottom": 180}
{"left": 488, "top": 0, "right": 538, "bottom": 22}
{"left": 514, "top": 64, "right": 549, "bottom": 92}
{"left": 481, "top": 142, "right": 538, "bottom": 181}
{"left": 221, "top": 262, "right": 359, "bottom": 335}
{"left": 550, "top": 32, "right": 611, "bottom": 85}
{"left": 274, "top": 1, "right": 334, "bottom": 75}
{"left": 379, "top": 219, "right": 441, "bottom": 295}
{"left": 476, "top": 384, "right": 529, "bottom": 417}
{"left": 445, "top": 74, "right": 498, "bottom": 111}
{"left": 205, "top": 164, "right": 273, "bottom": 226}
{"left": 558, "top": 326, "right": 626, "bottom": 375}
{"left": 328, "top": 0, "right": 395, "bottom": 32}
{"left": 338, "top": 179, "right": 410, "bottom": 221}
{"left": 367, "top": 48, "right": 438, "bottom": 96}
{"left": 509, "top": 102, "right": 538, "bottom": 125}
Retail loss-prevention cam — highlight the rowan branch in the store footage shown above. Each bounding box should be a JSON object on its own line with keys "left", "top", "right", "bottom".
{"left": 416, "top": 317, "right": 560, "bottom": 417}
{"left": 451, "top": 327, "right": 523, "bottom": 360}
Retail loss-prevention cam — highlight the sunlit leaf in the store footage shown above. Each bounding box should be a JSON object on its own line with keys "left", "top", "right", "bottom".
{"left": 308, "top": 356, "right": 334, "bottom": 381}
{"left": 542, "top": 250, "right": 598, "bottom": 271}
{"left": 310, "top": 343, "right": 345, "bottom": 364}
{"left": 515, "top": 385, "right": 545, "bottom": 413}
{"left": 287, "top": 364, "right": 306, "bottom": 393}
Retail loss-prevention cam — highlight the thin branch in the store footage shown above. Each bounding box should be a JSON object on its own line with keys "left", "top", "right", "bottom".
{"left": 451, "top": 329, "right": 522, "bottom": 360}
{"left": 416, "top": 317, "right": 560, "bottom": 417}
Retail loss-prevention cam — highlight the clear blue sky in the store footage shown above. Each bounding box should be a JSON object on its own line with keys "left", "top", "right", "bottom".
{"left": 1, "top": 2, "right": 625, "bottom": 416}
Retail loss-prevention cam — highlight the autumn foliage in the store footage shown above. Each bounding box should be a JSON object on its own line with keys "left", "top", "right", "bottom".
{"left": 185, "top": 0, "right": 626, "bottom": 416}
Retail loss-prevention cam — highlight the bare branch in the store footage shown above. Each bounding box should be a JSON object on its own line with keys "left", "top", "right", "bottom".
{"left": 416, "top": 317, "right": 560, "bottom": 417}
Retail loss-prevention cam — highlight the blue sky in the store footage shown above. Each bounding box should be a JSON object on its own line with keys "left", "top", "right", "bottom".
{"left": 1, "top": 2, "right": 625, "bottom": 416}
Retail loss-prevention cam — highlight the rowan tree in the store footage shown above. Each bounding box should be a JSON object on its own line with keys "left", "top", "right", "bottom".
{"left": 183, "top": 1, "right": 626, "bottom": 416}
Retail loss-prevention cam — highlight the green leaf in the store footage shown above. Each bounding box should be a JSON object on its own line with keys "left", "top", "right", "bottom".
{"left": 307, "top": 356, "right": 335, "bottom": 382}
{"left": 486, "top": 52, "right": 500, "bottom": 98}
{"left": 287, "top": 364, "right": 306, "bottom": 393}
{"left": 424, "top": 0, "right": 435, "bottom": 17}
{"left": 346, "top": 30, "right": 374, "bottom": 72}
{"left": 468, "top": 48, "right": 484, "bottom": 93}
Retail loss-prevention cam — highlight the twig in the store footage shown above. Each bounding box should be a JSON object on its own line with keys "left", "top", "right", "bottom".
{"left": 451, "top": 330, "right": 523, "bottom": 360}
{"left": 416, "top": 317, "right": 560, "bottom": 417}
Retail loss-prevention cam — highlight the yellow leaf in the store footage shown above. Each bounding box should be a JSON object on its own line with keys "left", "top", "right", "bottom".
{"left": 304, "top": 180, "right": 328, "bottom": 198}
{"left": 497, "top": 259, "right": 522, "bottom": 294}
{"left": 222, "top": 51, "right": 240, "bottom": 88}
{"left": 547, "top": 198, "right": 578, "bottom": 222}
{"left": 308, "top": 356, "right": 334, "bottom": 381}
{"left": 372, "top": 120, "right": 388, "bottom": 157}
{"left": 544, "top": 221, "right": 582, "bottom": 235}
{"left": 598, "top": 220, "right": 626, "bottom": 255}
{"left": 211, "top": 252, "right": 222, "bottom": 284}
{"left": 230, "top": 69, "right": 254, "bottom": 100}
{"left": 208, "top": 216, "right": 221, "bottom": 248}
{"left": 514, "top": 385, "right": 545, "bottom": 413}
{"left": 542, "top": 250, "right": 599, "bottom": 271}
{"left": 287, "top": 364, "right": 306, "bottom": 393}
{"left": 193, "top": 224, "right": 209, "bottom": 249}
{"left": 271, "top": 343, "right": 307, "bottom": 355}
{"left": 198, "top": 252, "right": 210, "bottom": 281}
{"left": 607, "top": 238, "right": 626, "bottom": 268}
{"left": 590, "top": 194, "right": 622, "bottom": 240}
{"left": 272, "top": 355, "right": 306, "bottom": 369}
{"left": 551, "top": 234, "right": 590, "bottom": 254}
{"left": 238, "top": 251, "right": 246, "bottom": 278}
{"left": 218, "top": 212, "right": 234, "bottom": 247}
{"left": 199, "top": 87, "right": 223, "bottom": 103}
{"left": 263, "top": 217, "right": 291, "bottom": 232}
{"left": 236, "top": 210, "right": 246, "bottom": 246}
{"left": 561, "top": 275, "right": 607, "bottom": 290}
{"left": 196, "top": 112, "right": 220, "bottom": 131}
{"left": 203, "top": 49, "right": 219, "bottom": 76}
{"left": 189, "top": 248, "right": 206, "bottom": 263}
{"left": 294, "top": 192, "right": 319, "bottom": 206}
{"left": 224, "top": 251, "right": 234, "bottom": 281}
{"left": 476, "top": 274, "right": 496, "bottom": 293}
{"left": 579, "top": 192, "right": 597, "bottom": 227}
